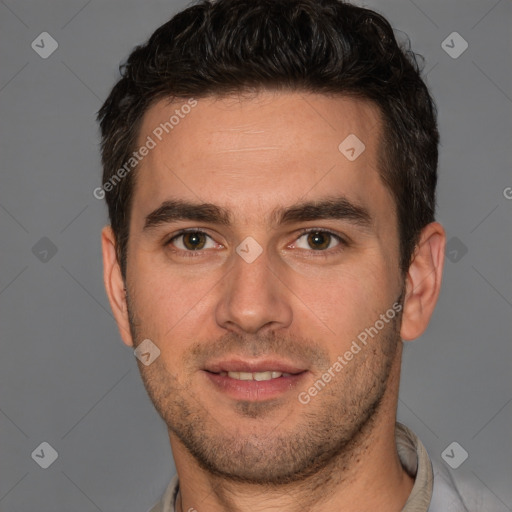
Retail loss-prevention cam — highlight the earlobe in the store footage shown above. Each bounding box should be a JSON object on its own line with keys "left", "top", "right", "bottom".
{"left": 101, "top": 226, "right": 134, "bottom": 347}
{"left": 400, "top": 222, "right": 446, "bottom": 341}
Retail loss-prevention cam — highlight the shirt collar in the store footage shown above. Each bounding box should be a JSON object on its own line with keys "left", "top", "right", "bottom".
{"left": 396, "top": 422, "right": 434, "bottom": 511}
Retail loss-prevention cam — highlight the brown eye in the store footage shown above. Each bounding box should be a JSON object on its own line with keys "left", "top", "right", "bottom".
{"left": 295, "top": 230, "right": 341, "bottom": 251}
{"left": 181, "top": 232, "right": 207, "bottom": 250}
{"left": 167, "top": 230, "right": 216, "bottom": 252}
{"left": 306, "top": 231, "right": 332, "bottom": 250}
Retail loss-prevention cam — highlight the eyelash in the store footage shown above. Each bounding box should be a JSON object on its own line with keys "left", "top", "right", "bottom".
{"left": 165, "top": 227, "right": 348, "bottom": 258}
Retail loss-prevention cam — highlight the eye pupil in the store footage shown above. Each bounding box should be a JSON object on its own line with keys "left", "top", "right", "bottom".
{"left": 308, "top": 231, "right": 330, "bottom": 250}
{"left": 183, "top": 232, "right": 206, "bottom": 250}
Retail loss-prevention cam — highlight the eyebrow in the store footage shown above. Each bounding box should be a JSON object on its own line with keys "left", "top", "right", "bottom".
{"left": 143, "top": 196, "right": 373, "bottom": 232}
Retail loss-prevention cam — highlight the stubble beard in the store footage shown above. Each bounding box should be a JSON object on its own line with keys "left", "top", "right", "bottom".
{"left": 127, "top": 295, "right": 402, "bottom": 486}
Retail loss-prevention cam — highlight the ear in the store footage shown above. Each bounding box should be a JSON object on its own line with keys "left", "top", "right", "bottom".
{"left": 400, "top": 222, "right": 446, "bottom": 341}
{"left": 101, "top": 225, "right": 134, "bottom": 347}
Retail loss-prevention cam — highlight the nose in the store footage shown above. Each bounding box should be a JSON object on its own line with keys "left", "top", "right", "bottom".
{"left": 214, "top": 245, "right": 293, "bottom": 335}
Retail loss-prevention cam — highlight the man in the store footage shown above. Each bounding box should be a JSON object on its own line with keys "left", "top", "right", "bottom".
{"left": 97, "top": 1, "right": 478, "bottom": 510}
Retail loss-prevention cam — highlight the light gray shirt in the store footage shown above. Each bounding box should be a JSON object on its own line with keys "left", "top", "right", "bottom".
{"left": 147, "top": 422, "right": 494, "bottom": 511}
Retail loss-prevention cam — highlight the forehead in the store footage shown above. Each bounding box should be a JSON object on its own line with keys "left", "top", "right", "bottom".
{"left": 132, "top": 91, "right": 390, "bottom": 227}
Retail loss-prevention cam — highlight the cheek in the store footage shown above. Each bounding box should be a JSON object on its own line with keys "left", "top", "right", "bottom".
{"left": 127, "top": 255, "right": 214, "bottom": 344}
{"left": 286, "top": 256, "right": 396, "bottom": 342}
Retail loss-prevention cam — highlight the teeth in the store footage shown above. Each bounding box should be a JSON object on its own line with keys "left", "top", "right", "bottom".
{"left": 223, "top": 371, "right": 293, "bottom": 381}
{"left": 254, "top": 371, "right": 273, "bottom": 381}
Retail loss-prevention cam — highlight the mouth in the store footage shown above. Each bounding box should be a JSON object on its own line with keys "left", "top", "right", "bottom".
{"left": 203, "top": 358, "right": 308, "bottom": 401}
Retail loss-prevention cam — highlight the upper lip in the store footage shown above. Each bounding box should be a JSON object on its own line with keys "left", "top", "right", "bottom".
{"left": 204, "top": 358, "right": 307, "bottom": 374}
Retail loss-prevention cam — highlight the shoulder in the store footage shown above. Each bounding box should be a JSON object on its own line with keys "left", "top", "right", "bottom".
{"left": 396, "top": 423, "right": 508, "bottom": 512}
{"left": 429, "top": 454, "right": 509, "bottom": 512}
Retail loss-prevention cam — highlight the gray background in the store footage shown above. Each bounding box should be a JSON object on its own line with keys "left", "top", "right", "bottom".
{"left": 0, "top": 0, "right": 511, "bottom": 511}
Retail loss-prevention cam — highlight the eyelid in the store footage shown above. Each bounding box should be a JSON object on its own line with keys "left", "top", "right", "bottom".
{"left": 295, "top": 227, "right": 348, "bottom": 243}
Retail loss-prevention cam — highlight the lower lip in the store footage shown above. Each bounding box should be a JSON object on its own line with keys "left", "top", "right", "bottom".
{"left": 203, "top": 371, "right": 308, "bottom": 401}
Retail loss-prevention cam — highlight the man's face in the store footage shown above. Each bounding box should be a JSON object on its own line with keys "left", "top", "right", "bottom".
{"left": 123, "top": 92, "right": 405, "bottom": 483}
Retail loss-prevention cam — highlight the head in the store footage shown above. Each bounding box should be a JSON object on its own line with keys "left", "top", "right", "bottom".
{"left": 99, "top": 0, "right": 445, "bottom": 485}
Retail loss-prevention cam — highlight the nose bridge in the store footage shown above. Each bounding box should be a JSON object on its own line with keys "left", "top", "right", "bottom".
{"left": 215, "top": 240, "right": 292, "bottom": 333}
{"left": 232, "top": 244, "right": 274, "bottom": 293}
